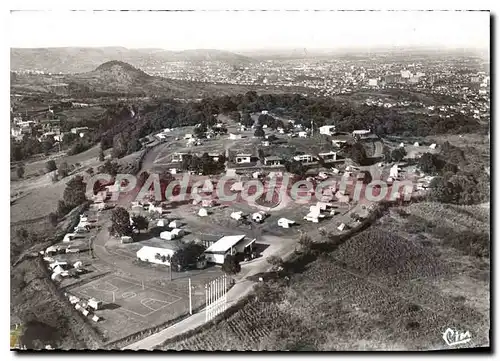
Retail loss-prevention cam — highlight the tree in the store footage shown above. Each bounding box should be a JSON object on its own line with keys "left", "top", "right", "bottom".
{"left": 348, "top": 143, "right": 368, "bottom": 166}
{"left": 58, "top": 161, "right": 70, "bottom": 178}
{"left": 241, "top": 112, "right": 253, "bottom": 127}
{"left": 111, "top": 207, "right": 132, "bottom": 237}
{"left": 99, "top": 159, "right": 119, "bottom": 177}
{"left": 266, "top": 255, "right": 283, "bottom": 270}
{"left": 229, "top": 111, "right": 241, "bottom": 123}
{"left": 131, "top": 215, "right": 149, "bottom": 233}
{"left": 298, "top": 232, "right": 313, "bottom": 252}
{"left": 98, "top": 146, "right": 105, "bottom": 161}
{"left": 16, "top": 165, "right": 25, "bottom": 179}
{"left": 46, "top": 160, "right": 57, "bottom": 173}
{"left": 383, "top": 146, "right": 392, "bottom": 162}
{"left": 48, "top": 212, "right": 59, "bottom": 227}
{"left": 391, "top": 147, "right": 407, "bottom": 162}
{"left": 63, "top": 175, "right": 87, "bottom": 208}
{"left": 254, "top": 126, "right": 265, "bottom": 138}
{"left": 285, "top": 160, "right": 306, "bottom": 178}
{"left": 222, "top": 254, "right": 241, "bottom": 275}
{"left": 170, "top": 242, "right": 206, "bottom": 271}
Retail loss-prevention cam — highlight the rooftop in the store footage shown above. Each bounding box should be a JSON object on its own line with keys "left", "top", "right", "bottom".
{"left": 204, "top": 235, "right": 246, "bottom": 254}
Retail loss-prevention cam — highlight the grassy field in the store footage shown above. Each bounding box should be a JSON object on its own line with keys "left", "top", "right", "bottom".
{"left": 158, "top": 201, "right": 490, "bottom": 351}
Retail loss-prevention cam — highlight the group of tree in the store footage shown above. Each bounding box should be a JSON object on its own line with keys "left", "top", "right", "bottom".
{"left": 56, "top": 175, "right": 87, "bottom": 217}
{"left": 346, "top": 142, "right": 368, "bottom": 166}
{"left": 110, "top": 207, "right": 132, "bottom": 237}
{"left": 180, "top": 153, "right": 226, "bottom": 175}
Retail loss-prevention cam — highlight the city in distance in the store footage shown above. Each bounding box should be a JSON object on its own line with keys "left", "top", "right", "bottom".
{"left": 10, "top": 10, "right": 490, "bottom": 352}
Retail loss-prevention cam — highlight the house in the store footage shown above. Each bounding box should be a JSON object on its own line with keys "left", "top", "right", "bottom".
{"left": 171, "top": 152, "right": 188, "bottom": 163}
{"left": 229, "top": 133, "right": 242, "bottom": 140}
{"left": 352, "top": 129, "right": 371, "bottom": 138}
{"left": 184, "top": 133, "right": 193, "bottom": 140}
{"left": 63, "top": 233, "right": 77, "bottom": 243}
{"left": 319, "top": 125, "right": 336, "bottom": 136}
{"left": 235, "top": 154, "right": 252, "bottom": 164}
{"left": 264, "top": 156, "right": 284, "bottom": 166}
{"left": 88, "top": 298, "right": 103, "bottom": 310}
{"left": 318, "top": 151, "right": 337, "bottom": 162}
{"left": 277, "top": 218, "right": 295, "bottom": 228}
{"left": 121, "top": 236, "right": 133, "bottom": 244}
{"left": 298, "top": 131, "right": 308, "bottom": 138}
{"left": 204, "top": 235, "right": 255, "bottom": 264}
{"left": 293, "top": 154, "right": 314, "bottom": 163}
{"left": 136, "top": 245, "right": 178, "bottom": 265}
{"left": 70, "top": 127, "right": 89, "bottom": 136}
{"left": 168, "top": 220, "right": 179, "bottom": 229}
{"left": 331, "top": 133, "right": 351, "bottom": 147}
{"left": 261, "top": 110, "right": 269, "bottom": 115}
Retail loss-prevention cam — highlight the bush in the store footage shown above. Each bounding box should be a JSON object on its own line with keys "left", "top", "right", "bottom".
{"left": 46, "top": 160, "right": 57, "bottom": 173}
{"left": 222, "top": 255, "right": 241, "bottom": 275}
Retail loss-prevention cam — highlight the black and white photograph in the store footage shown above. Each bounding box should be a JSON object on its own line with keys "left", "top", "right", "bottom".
{"left": 8, "top": 6, "right": 491, "bottom": 352}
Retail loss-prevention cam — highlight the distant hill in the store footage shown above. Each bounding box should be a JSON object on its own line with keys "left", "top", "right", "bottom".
{"left": 10, "top": 47, "right": 254, "bottom": 73}
{"left": 10, "top": 60, "right": 276, "bottom": 99}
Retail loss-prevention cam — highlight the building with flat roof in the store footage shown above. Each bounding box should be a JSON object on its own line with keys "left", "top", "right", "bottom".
{"left": 204, "top": 235, "right": 255, "bottom": 264}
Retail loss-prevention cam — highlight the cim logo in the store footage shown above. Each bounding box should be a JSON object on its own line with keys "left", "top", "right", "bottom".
{"left": 442, "top": 327, "right": 472, "bottom": 347}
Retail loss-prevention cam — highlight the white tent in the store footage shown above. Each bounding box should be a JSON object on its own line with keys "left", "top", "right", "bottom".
{"left": 413, "top": 142, "right": 420, "bottom": 146}
{"left": 53, "top": 265, "right": 65, "bottom": 274}
{"left": 168, "top": 220, "right": 179, "bottom": 229}
{"left": 198, "top": 208, "right": 208, "bottom": 217}
{"left": 157, "top": 219, "right": 166, "bottom": 227}
{"left": 429, "top": 143, "right": 437, "bottom": 149}
{"left": 51, "top": 273, "right": 63, "bottom": 282}
{"left": 160, "top": 231, "right": 175, "bottom": 241}
{"left": 390, "top": 164, "right": 400, "bottom": 178}
{"left": 337, "top": 223, "right": 346, "bottom": 231}
{"left": 277, "top": 218, "right": 295, "bottom": 228}
{"left": 121, "top": 236, "right": 133, "bottom": 244}
{"left": 73, "top": 261, "right": 83, "bottom": 269}
{"left": 230, "top": 211, "right": 244, "bottom": 220}
{"left": 88, "top": 298, "right": 102, "bottom": 310}
{"left": 252, "top": 211, "right": 267, "bottom": 223}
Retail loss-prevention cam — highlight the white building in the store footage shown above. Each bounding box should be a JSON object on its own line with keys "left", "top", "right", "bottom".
{"left": 235, "top": 154, "right": 252, "bottom": 164}
{"left": 136, "top": 246, "right": 176, "bottom": 265}
{"left": 229, "top": 133, "right": 242, "bottom": 140}
{"left": 368, "top": 78, "right": 378, "bottom": 87}
{"left": 319, "top": 125, "right": 336, "bottom": 136}
{"left": 204, "top": 235, "right": 255, "bottom": 264}
{"left": 318, "top": 151, "right": 337, "bottom": 162}
{"left": 277, "top": 218, "right": 295, "bottom": 228}
{"left": 293, "top": 154, "right": 314, "bottom": 163}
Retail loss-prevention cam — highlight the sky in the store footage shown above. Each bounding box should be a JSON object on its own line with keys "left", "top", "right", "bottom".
{"left": 9, "top": 10, "right": 490, "bottom": 51}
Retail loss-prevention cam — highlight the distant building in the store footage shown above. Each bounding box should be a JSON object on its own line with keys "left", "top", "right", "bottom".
{"left": 352, "top": 129, "right": 371, "bottom": 138}
{"left": 264, "top": 156, "right": 284, "bottom": 166}
{"left": 318, "top": 151, "right": 337, "bottom": 162}
{"left": 368, "top": 78, "right": 378, "bottom": 87}
{"left": 235, "top": 154, "right": 252, "bottom": 164}
{"left": 171, "top": 152, "right": 188, "bottom": 163}
{"left": 293, "top": 154, "right": 314, "bottom": 163}
{"left": 401, "top": 70, "right": 412, "bottom": 79}
{"left": 319, "top": 125, "right": 336, "bottom": 136}
{"left": 229, "top": 133, "right": 242, "bottom": 140}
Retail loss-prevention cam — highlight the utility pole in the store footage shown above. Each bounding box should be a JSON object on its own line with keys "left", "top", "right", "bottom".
{"left": 188, "top": 278, "right": 192, "bottom": 315}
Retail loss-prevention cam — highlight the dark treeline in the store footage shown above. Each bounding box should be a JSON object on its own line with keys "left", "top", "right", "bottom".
{"left": 12, "top": 91, "right": 487, "bottom": 162}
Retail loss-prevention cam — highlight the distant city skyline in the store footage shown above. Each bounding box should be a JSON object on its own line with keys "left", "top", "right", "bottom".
{"left": 9, "top": 10, "right": 490, "bottom": 51}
